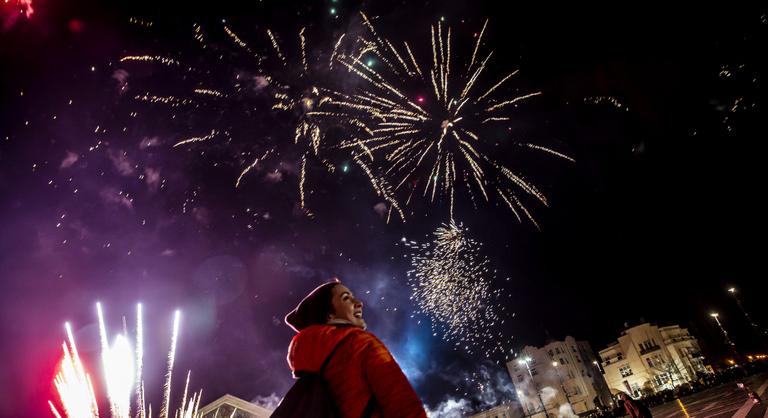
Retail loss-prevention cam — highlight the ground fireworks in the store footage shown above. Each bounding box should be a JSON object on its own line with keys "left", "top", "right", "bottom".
{"left": 403, "top": 222, "right": 512, "bottom": 358}
{"left": 48, "top": 304, "right": 200, "bottom": 418}
{"left": 334, "top": 14, "right": 573, "bottom": 225}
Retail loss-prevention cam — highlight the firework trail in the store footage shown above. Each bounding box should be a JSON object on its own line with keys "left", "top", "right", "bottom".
{"left": 177, "top": 371, "right": 203, "bottom": 418}
{"left": 136, "top": 304, "right": 145, "bottom": 418}
{"left": 120, "top": 22, "right": 361, "bottom": 216}
{"left": 334, "top": 14, "right": 573, "bottom": 225}
{"left": 260, "top": 26, "right": 345, "bottom": 214}
{"left": 49, "top": 323, "right": 100, "bottom": 418}
{"left": 48, "top": 304, "right": 196, "bottom": 418}
{"left": 160, "top": 310, "right": 181, "bottom": 418}
{"left": 403, "top": 222, "right": 513, "bottom": 358}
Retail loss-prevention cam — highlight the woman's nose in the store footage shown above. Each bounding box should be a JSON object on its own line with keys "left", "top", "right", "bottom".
{"left": 353, "top": 298, "right": 363, "bottom": 308}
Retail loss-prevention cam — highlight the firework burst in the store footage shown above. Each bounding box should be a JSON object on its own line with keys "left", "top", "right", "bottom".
{"left": 48, "top": 304, "right": 201, "bottom": 418}
{"left": 403, "top": 222, "right": 513, "bottom": 358}
{"left": 120, "top": 21, "right": 363, "bottom": 216}
{"left": 335, "top": 14, "right": 573, "bottom": 226}
{"left": 261, "top": 26, "right": 350, "bottom": 214}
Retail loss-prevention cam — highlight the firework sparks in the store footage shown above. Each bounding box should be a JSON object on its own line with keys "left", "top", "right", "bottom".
{"left": 50, "top": 323, "right": 100, "bottom": 418}
{"left": 403, "top": 222, "right": 512, "bottom": 357}
{"left": 177, "top": 372, "right": 203, "bottom": 418}
{"left": 334, "top": 15, "right": 571, "bottom": 224}
{"left": 173, "top": 129, "right": 219, "bottom": 148}
{"left": 160, "top": 310, "right": 181, "bottom": 418}
{"left": 1, "top": 0, "right": 34, "bottom": 29}
{"left": 104, "top": 334, "right": 135, "bottom": 418}
{"left": 263, "top": 27, "right": 353, "bottom": 211}
{"left": 136, "top": 304, "right": 145, "bottom": 418}
{"left": 49, "top": 304, "right": 195, "bottom": 418}
{"left": 119, "top": 56, "right": 180, "bottom": 67}
{"left": 584, "top": 96, "right": 629, "bottom": 111}
{"left": 122, "top": 22, "right": 359, "bottom": 215}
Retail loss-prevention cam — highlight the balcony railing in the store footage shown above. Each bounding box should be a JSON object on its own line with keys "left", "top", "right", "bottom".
{"left": 639, "top": 345, "right": 661, "bottom": 355}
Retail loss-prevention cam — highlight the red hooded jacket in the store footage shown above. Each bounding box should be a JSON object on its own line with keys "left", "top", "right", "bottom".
{"left": 287, "top": 324, "right": 427, "bottom": 418}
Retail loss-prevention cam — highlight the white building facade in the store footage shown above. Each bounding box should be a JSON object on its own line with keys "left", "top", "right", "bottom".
{"left": 598, "top": 323, "right": 707, "bottom": 397}
{"left": 469, "top": 403, "right": 524, "bottom": 418}
{"left": 199, "top": 394, "right": 273, "bottom": 418}
{"left": 508, "top": 336, "right": 613, "bottom": 418}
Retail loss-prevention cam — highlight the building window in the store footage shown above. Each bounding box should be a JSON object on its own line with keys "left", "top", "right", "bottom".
{"left": 518, "top": 375, "right": 524, "bottom": 382}
{"left": 619, "top": 365, "right": 633, "bottom": 377}
{"left": 560, "top": 358, "right": 567, "bottom": 365}
{"left": 646, "top": 358, "right": 654, "bottom": 367}
{"left": 572, "top": 346, "right": 577, "bottom": 352}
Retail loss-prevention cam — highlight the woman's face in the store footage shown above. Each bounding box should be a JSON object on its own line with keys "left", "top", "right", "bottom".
{"left": 328, "top": 284, "right": 365, "bottom": 328}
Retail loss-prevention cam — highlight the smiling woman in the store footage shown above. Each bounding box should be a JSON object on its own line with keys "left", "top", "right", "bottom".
{"left": 327, "top": 283, "right": 366, "bottom": 329}
{"left": 276, "top": 279, "right": 427, "bottom": 418}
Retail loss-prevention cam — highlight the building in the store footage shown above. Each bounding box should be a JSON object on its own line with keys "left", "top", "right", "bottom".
{"left": 507, "top": 336, "right": 613, "bottom": 418}
{"left": 598, "top": 323, "right": 707, "bottom": 397}
{"left": 469, "top": 402, "right": 524, "bottom": 418}
{"left": 199, "top": 394, "right": 273, "bottom": 418}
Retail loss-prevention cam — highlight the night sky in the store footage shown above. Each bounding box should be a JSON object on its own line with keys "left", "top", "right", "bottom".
{"left": 2, "top": 1, "right": 768, "bottom": 417}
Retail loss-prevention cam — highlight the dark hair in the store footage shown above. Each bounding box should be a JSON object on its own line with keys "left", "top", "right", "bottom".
{"left": 284, "top": 279, "right": 340, "bottom": 332}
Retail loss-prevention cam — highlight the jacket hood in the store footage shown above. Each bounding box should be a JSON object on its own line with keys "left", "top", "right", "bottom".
{"left": 287, "top": 324, "right": 363, "bottom": 376}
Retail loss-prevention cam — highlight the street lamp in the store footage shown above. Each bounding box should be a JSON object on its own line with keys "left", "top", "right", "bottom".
{"left": 710, "top": 312, "right": 739, "bottom": 359}
{"left": 519, "top": 357, "right": 551, "bottom": 418}
{"left": 592, "top": 359, "right": 604, "bottom": 374}
{"left": 728, "top": 287, "right": 767, "bottom": 336}
{"left": 552, "top": 361, "right": 574, "bottom": 414}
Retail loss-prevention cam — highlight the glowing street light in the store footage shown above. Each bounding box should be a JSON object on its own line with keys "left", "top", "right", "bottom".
{"left": 591, "top": 359, "right": 604, "bottom": 374}
{"left": 551, "top": 361, "right": 574, "bottom": 414}
{"left": 727, "top": 287, "right": 767, "bottom": 337}
{"left": 710, "top": 312, "right": 738, "bottom": 360}
{"left": 517, "top": 357, "right": 550, "bottom": 418}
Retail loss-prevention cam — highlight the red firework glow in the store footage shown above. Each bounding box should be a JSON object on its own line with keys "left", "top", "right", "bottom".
{"left": 48, "top": 304, "right": 200, "bottom": 418}
{"left": 1, "top": 0, "right": 33, "bottom": 30}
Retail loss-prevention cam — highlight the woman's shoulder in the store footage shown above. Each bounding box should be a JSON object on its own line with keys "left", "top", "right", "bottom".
{"left": 347, "top": 328, "right": 384, "bottom": 344}
{"left": 345, "top": 330, "right": 395, "bottom": 362}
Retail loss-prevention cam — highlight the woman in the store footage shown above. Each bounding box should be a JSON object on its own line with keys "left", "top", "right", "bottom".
{"left": 284, "top": 279, "right": 427, "bottom": 418}
{"left": 619, "top": 393, "right": 652, "bottom": 418}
